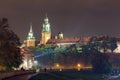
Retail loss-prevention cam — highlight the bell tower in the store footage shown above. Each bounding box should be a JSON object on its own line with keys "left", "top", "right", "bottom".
{"left": 40, "top": 15, "right": 51, "bottom": 45}
{"left": 26, "top": 23, "right": 35, "bottom": 47}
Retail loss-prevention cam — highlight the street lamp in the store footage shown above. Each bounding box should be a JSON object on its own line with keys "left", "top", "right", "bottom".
{"left": 34, "top": 60, "right": 38, "bottom": 65}
{"left": 34, "top": 60, "right": 40, "bottom": 72}
{"left": 77, "top": 63, "right": 81, "bottom": 71}
{"left": 56, "top": 63, "right": 60, "bottom": 70}
{"left": 56, "top": 63, "right": 62, "bottom": 71}
{"left": 56, "top": 64, "right": 59, "bottom": 68}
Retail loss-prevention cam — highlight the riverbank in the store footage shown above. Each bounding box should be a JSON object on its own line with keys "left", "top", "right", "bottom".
{"left": 30, "top": 69, "right": 103, "bottom": 80}
{"left": 0, "top": 70, "right": 36, "bottom": 80}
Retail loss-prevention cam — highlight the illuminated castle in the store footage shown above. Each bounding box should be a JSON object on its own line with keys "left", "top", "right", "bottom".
{"left": 25, "top": 15, "right": 84, "bottom": 47}
{"left": 24, "top": 15, "right": 120, "bottom": 53}
{"left": 21, "top": 15, "right": 120, "bottom": 69}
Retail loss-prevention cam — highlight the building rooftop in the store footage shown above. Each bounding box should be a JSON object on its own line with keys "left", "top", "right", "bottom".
{"left": 47, "top": 38, "right": 81, "bottom": 44}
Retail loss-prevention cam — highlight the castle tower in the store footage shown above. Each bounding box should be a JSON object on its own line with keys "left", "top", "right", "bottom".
{"left": 40, "top": 15, "right": 51, "bottom": 44}
{"left": 26, "top": 24, "right": 35, "bottom": 47}
{"left": 58, "top": 32, "right": 64, "bottom": 39}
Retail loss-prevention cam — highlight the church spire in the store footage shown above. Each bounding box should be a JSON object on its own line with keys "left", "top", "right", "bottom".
{"left": 26, "top": 23, "right": 35, "bottom": 47}
{"left": 27, "top": 23, "right": 35, "bottom": 40}
{"left": 45, "top": 13, "right": 48, "bottom": 19}
{"left": 30, "top": 23, "right": 33, "bottom": 33}
{"left": 42, "top": 14, "right": 51, "bottom": 33}
{"left": 44, "top": 13, "right": 49, "bottom": 24}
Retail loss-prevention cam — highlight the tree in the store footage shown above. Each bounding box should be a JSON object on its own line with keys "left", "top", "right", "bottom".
{"left": 81, "top": 38, "right": 112, "bottom": 74}
{"left": 91, "top": 53, "right": 112, "bottom": 74}
{"left": 0, "top": 18, "right": 22, "bottom": 70}
{"left": 89, "top": 35, "right": 117, "bottom": 53}
{"left": 108, "top": 37, "right": 117, "bottom": 53}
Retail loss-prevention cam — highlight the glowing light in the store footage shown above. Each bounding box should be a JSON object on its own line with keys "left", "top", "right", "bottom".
{"left": 77, "top": 63, "right": 81, "bottom": 71}
{"left": 60, "top": 68, "right": 62, "bottom": 71}
{"left": 34, "top": 60, "right": 38, "bottom": 68}
{"left": 77, "top": 64, "right": 81, "bottom": 67}
{"left": 56, "top": 64, "right": 59, "bottom": 67}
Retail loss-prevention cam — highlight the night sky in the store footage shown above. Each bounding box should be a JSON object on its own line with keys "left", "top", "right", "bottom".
{"left": 0, "top": 0, "right": 120, "bottom": 42}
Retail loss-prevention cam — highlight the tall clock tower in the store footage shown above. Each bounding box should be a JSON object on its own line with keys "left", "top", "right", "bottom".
{"left": 40, "top": 15, "right": 51, "bottom": 45}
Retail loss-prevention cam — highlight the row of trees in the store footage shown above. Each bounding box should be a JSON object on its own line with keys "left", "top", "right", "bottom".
{"left": 0, "top": 18, "right": 22, "bottom": 71}
{"left": 89, "top": 35, "right": 117, "bottom": 53}
{"left": 31, "top": 35, "right": 117, "bottom": 74}
{"left": 34, "top": 46, "right": 112, "bottom": 74}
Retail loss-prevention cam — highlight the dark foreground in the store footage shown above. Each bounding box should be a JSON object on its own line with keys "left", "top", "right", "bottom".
{"left": 29, "top": 69, "right": 104, "bottom": 80}
{"left": 2, "top": 73, "right": 36, "bottom": 80}
{"left": 3, "top": 69, "right": 120, "bottom": 80}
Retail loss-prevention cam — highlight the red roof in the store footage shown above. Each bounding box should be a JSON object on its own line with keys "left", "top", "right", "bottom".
{"left": 116, "top": 38, "right": 120, "bottom": 41}
{"left": 47, "top": 38, "right": 81, "bottom": 44}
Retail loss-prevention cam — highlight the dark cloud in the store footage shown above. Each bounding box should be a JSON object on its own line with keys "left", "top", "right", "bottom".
{"left": 0, "top": 0, "right": 120, "bottom": 41}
